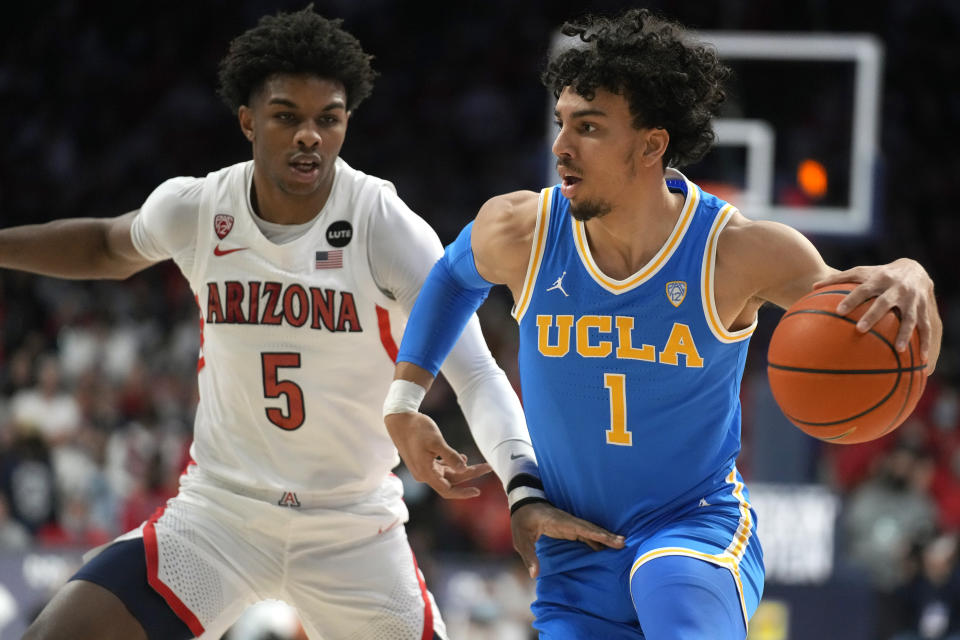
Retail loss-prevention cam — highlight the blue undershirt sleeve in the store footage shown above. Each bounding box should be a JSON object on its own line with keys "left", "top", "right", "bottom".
{"left": 396, "top": 222, "right": 493, "bottom": 375}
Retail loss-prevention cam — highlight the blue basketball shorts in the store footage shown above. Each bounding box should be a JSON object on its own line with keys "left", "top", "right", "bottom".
{"left": 532, "top": 485, "right": 764, "bottom": 639}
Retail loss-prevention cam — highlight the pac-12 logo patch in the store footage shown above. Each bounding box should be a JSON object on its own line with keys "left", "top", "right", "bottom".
{"left": 666, "top": 281, "right": 687, "bottom": 307}
{"left": 214, "top": 214, "right": 235, "bottom": 240}
{"left": 326, "top": 220, "right": 353, "bottom": 248}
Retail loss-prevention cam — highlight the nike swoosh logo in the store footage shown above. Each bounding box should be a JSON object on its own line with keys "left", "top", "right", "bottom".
{"left": 510, "top": 453, "right": 524, "bottom": 460}
{"left": 213, "top": 244, "right": 248, "bottom": 256}
{"left": 378, "top": 519, "right": 400, "bottom": 535}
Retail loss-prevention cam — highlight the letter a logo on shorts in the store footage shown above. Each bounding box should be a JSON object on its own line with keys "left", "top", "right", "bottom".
{"left": 666, "top": 281, "right": 687, "bottom": 307}
{"left": 278, "top": 491, "right": 301, "bottom": 507}
{"left": 214, "top": 214, "right": 235, "bottom": 240}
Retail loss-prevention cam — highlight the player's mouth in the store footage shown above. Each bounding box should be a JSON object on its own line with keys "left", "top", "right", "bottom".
{"left": 560, "top": 172, "right": 582, "bottom": 198}
{"left": 288, "top": 155, "right": 322, "bottom": 182}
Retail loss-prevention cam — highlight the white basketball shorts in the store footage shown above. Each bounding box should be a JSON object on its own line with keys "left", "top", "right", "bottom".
{"left": 91, "top": 466, "right": 448, "bottom": 640}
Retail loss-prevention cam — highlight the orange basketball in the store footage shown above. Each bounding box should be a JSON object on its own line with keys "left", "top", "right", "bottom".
{"left": 767, "top": 284, "right": 927, "bottom": 444}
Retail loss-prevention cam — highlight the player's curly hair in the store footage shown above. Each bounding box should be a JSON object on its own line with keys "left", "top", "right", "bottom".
{"left": 542, "top": 9, "right": 730, "bottom": 169}
{"left": 217, "top": 5, "right": 377, "bottom": 112}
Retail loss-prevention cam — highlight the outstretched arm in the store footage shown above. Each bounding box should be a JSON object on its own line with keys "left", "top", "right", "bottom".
{"left": 384, "top": 219, "right": 512, "bottom": 499}
{"left": 0, "top": 211, "right": 156, "bottom": 280}
{"left": 385, "top": 192, "right": 541, "bottom": 497}
{"left": 385, "top": 191, "right": 625, "bottom": 575}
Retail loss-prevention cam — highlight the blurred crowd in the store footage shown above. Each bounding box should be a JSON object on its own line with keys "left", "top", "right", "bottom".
{"left": 1, "top": 1, "right": 959, "bottom": 638}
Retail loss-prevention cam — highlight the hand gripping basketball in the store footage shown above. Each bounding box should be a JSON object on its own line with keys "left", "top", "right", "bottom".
{"left": 767, "top": 284, "right": 927, "bottom": 444}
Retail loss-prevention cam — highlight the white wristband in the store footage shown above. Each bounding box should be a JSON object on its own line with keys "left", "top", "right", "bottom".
{"left": 382, "top": 380, "right": 427, "bottom": 418}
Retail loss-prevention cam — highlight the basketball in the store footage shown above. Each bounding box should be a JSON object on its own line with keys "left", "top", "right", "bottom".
{"left": 767, "top": 284, "right": 927, "bottom": 444}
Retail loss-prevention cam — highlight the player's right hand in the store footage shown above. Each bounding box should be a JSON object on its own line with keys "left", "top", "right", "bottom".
{"left": 814, "top": 258, "right": 939, "bottom": 370}
{"left": 510, "top": 501, "right": 625, "bottom": 578}
{"left": 385, "top": 411, "right": 492, "bottom": 499}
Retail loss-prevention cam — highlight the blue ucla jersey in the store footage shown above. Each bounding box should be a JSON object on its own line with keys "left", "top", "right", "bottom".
{"left": 513, "top": 170, "right": 757, "bottom": 536}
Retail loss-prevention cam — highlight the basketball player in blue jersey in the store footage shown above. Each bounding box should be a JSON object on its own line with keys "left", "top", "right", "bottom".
{"left": 384, "top": 9, "right": 943, "bottom": 639}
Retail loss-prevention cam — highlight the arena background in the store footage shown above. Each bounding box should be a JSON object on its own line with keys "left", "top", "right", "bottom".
{"left": 0, "top": 1, "right": 958, "bottom": 638}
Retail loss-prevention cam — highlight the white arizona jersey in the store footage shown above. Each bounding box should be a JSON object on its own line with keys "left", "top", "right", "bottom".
{"left": 133, "top": 159, "right": 423, "bottom": 501}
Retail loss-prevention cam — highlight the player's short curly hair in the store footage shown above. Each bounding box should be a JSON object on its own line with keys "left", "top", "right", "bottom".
{"left": 542, "top": 9, "right": 730, "bottom": 169}
{"left": 217, "top": 5, "right": 377, "bottom": 112}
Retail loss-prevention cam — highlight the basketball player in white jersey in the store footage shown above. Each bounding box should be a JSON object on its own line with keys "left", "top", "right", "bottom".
{"left": 3, "top": 8, "right": 623, "bottom": 640}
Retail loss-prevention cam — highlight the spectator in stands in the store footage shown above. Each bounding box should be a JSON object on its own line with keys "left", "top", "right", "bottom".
{"left": 890, "top": 534, "right": 960, "bottom": 640}
{"left": 9, "top": 354, "right": 80, "bottom": 447}
{"left": 844, "top": 442, "right": 939, "bottom": 590}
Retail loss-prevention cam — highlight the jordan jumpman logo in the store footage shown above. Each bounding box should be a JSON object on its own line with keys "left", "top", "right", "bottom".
{"left": 547, "top": 271, "right": 569, "bottom": 297}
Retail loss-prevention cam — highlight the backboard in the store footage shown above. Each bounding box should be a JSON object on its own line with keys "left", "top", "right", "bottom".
{"left": 546, "top": 30, "right": 884, "bottom": 236}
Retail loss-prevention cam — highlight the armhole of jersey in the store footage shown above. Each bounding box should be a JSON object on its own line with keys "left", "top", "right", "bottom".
{"left": 358, "top": 183, "right": 406, "bottom": 364}
{"left": 701, "top": 205, "right": 757, "bottom": 343}
{"left": 187, "top": 173, "right": 215, "bottom": 292}
{"left": 511, "top": 188, "right": 552, "bottom": 324}
{"left": 361, "top": 182, "right": 406, "bottom": 309}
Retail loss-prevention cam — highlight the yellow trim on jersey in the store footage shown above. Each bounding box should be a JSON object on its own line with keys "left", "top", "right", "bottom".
{"left": 701, "top": 205, "right": 758, "bottom": 343}
{"left": 572, "top": 182, "right": 699, "bottom": 295}
{"left": 512, "top": 188, "right": 552, "bottom": 323}
{"left": 723, "top": 468, "right": 755, "bottom": 562}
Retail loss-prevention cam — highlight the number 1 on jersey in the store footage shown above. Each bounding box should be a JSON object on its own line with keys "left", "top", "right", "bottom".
{"left": 604, "top": 373, "right": 632, "bottom": 446}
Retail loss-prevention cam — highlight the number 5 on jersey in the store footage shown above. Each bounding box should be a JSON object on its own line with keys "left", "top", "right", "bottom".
{"left": 262, "top": 353, "right": 305, "bottom": 430}
{"left": 604, "top": 372, "right": 632, "bottom": 446}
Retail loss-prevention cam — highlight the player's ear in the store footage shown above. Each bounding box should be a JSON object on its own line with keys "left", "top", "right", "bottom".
{"left": 641, "top": 128, "right": 669, "bottom": 168}
{"left": 238, "top": 105, "right": 255, "bottom": 142}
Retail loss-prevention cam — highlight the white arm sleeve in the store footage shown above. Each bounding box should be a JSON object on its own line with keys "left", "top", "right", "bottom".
{"left": 368, "top": 187, "right": 539, "bottom": 491}
{"left": 129, "top": 177, "right": 203, "bottom": 272}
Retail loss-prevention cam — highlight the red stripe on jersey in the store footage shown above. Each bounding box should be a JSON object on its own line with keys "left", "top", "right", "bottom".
{"left": 144, "top": 506, "right": 206, "bottom": 637}
{"left": 410, "top": 547, "right": 434, "bottom": 640}
{"left": 376, "top": 305, "right": 398, "bottom": 363}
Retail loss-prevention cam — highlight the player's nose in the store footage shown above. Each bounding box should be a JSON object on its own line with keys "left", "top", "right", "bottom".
{"left": 552, "top": 127, "right": 575, "bottom": 159}
{"left": 294, "top": 123, "right": 321, "bottom": 149}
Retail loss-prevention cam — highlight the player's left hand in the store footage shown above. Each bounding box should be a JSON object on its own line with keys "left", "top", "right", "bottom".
{"left": 510, "top": 501, "right": 625, "bottom": 578}
{"left": 814, "top": 258, "right": 940, "bottom": 370}
{"left": 385, "top": 411, "right": 492, "bottom": 499}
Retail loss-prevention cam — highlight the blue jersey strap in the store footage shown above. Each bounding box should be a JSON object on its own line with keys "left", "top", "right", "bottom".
{"left": 397, "top": 222, "right": 493, "bottom": 375}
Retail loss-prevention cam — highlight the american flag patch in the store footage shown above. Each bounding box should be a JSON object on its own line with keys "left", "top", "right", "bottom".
{"left": 315, "top": 250, "right": 343, "bottom": 269}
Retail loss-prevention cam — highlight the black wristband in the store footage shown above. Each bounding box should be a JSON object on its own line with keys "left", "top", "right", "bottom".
{"left": 510, "top": 496, "right": 551, "bottom": 515}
